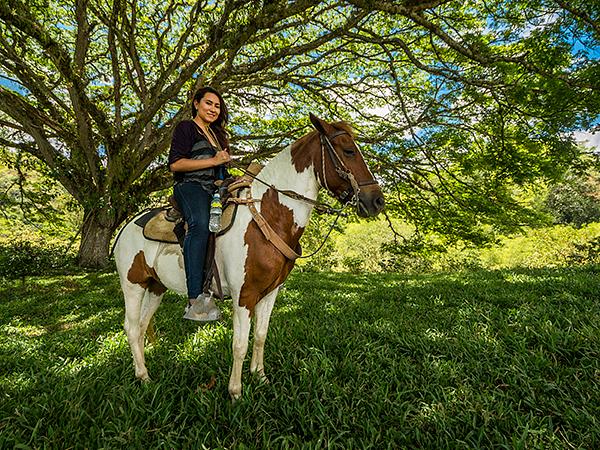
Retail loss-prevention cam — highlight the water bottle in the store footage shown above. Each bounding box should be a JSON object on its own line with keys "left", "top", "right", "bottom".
{"left": 209, "top": 191, "right": 222, "bottom": 232}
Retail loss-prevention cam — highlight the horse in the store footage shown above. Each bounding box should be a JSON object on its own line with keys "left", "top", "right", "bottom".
{"left": 113, "top": 113, "right": 385, "bottom": 399}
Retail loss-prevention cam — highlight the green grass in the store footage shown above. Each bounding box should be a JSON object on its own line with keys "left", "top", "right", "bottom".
{"left": 1, "top": 267, "right": 599, "bottom": 448}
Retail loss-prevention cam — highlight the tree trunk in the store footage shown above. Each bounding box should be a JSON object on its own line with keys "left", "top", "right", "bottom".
{"left": 77, "top": 208, "right": 119, "bottom": 269}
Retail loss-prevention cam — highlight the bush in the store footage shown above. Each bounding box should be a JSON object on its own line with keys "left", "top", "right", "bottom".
{"left": 479, "top": 223, "right": 600, "bottom": 269}
{"left": 567, "top": 235, "right": 600, "bottom": 265}
{"left": 545, "top": 173, "right": 600, "bottom": 227}
{"left": 0, "top": 238, "right": 77, "bottom": 283}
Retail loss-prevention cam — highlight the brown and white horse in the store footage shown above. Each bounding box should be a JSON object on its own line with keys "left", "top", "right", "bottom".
{"left": 113, "top": 114, "right": 384, "bottom": 399}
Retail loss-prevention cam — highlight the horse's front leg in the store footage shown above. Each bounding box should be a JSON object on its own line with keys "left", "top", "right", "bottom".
{"left": 250, "top": 289, "right": 278, "bottom": 382}
{"left": 228, "top": 304, "right": 251, "bottom": 400}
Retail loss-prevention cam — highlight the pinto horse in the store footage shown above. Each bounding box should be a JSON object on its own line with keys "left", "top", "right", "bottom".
{"left": 113, "top": 114, "right": 384, "bottom": 399}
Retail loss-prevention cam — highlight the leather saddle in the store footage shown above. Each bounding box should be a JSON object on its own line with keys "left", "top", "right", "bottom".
{"left": 135, "top": 162, "right": 264, "bottom": 246}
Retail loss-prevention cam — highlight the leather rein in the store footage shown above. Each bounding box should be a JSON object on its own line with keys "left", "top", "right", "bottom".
{"left": 232, "top": 129, "right": 378, "bottom": 261}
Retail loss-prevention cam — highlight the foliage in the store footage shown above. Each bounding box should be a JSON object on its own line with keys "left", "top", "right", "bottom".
{"left": 568, "top": 235, "right": 600, "bottom": 265}
{"left": 480, "top": 223, "right": 600, "bottom": 269}
{"left": 545, "top": 170, "right": 600, "bottom": 227}
{"left": 333, "top": 216, "right": 412, "bottom": 272}
{"left": 1, "top": 0, "right": 599, "bottom": 266}
{"left": 1, "top": 268, "right": 599, "bottom": 448}
{"left": 314, "top": 217, "right": 600, "bottom": 273}
{"left": 0, "top": 158, "right": 82, "bottom": 239}
{"left": 0, "top": 237, "right": 77, "bottom": 283}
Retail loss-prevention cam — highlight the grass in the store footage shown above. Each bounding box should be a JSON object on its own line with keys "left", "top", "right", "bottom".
{"left": 1, "top": 267, "right": 599, "bottom": 448}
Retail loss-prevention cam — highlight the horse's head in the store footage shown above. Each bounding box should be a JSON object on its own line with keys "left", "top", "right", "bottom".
{"left": 307, "top": 113, "right": 385, "bottom": 217}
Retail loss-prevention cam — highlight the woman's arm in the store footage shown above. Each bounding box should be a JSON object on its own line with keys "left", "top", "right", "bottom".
{"left": 169, "top": 150, "right": 231, "bottom": 172}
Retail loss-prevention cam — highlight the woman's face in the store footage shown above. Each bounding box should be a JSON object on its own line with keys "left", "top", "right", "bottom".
{"left": 194, "top": 92, "right": 221, "bottom": 125}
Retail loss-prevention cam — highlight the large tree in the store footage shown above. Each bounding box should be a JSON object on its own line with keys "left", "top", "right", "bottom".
{"left": 0, "top": 0, "right": 598, "bottom": 267}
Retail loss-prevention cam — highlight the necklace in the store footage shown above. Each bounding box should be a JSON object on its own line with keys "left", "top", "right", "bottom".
{"left": 193, "top": 120, "right": 220, "bottom": 149}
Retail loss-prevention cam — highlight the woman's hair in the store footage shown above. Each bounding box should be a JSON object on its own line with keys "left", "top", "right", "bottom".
{"left": 192, "top": 87, "right": 230, "bottom": 150}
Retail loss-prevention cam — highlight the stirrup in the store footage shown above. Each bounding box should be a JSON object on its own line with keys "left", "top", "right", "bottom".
{"left": 183, "top": 295, "right": 221, "bottom": 322}
{"left": 165, "top": 207, "right": 182, "bottom": 222}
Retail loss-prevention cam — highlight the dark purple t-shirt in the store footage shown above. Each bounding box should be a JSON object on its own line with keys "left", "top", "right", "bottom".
{"left": 168, "top": 120, "right": 218, "bottom": 184}
{"left": 169, "top": 120, "right": 210, "bottom": 164}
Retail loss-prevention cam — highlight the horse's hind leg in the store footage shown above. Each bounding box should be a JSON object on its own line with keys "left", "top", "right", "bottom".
{"left": 228, "top": 303, "right": 252, "bottom": 400}
{"left": 250, "top": 289, "right": 278, "bottom": 382}
{"left": 123, "top": 282, "right": 151, "bottom": 381}
{"left": 139, "top": 290, "right": 163, "bottom": 347}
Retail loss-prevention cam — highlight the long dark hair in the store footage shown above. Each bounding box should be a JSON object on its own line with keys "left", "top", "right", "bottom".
{"left": 192, "top": 86, "right": 230, "bottom": 151}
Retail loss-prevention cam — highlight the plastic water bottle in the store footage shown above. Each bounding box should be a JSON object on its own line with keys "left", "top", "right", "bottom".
{"left": 209, "top": 191, "right": 222, "bottom": 232}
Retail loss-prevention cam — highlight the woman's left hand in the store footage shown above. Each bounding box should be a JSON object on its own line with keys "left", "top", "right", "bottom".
{"left": 214, "top": 150, "right": 231, "bottom": 165}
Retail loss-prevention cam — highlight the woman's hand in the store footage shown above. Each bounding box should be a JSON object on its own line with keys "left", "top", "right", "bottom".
{"left": 214, "top": 150, "right": 231, "bottom": 165}
{"left": 169, "top": 149, "right": 231, "bottom": 172}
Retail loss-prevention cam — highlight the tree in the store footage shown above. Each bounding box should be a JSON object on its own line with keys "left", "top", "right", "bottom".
{"left": 546, "top": 169, "right": 600, "bottom": 227}
{"left": 0, "top": 0, "right": 598, "bottom": 267}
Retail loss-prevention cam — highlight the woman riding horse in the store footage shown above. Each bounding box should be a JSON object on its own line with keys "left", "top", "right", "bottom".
{"left": 168, "top": 87, "right": 231, "bottom": 321}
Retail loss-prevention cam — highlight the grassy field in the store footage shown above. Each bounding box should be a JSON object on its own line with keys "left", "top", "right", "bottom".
{"left": 1, "top": 267, "right": 599, "bottom": 448}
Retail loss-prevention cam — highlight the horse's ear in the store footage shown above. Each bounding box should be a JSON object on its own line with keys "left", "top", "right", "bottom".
{"left": 309, "top": 113, "right": 327, "bottom": 134}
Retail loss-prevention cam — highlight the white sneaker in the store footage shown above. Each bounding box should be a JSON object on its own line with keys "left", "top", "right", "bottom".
{"left": 183, "top": 295, "right": 221, "bottom": 322}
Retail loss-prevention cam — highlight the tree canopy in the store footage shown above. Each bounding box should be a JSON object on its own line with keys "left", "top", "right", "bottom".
{"left": 0, "top": 0, "right": 598, "bottom": 267}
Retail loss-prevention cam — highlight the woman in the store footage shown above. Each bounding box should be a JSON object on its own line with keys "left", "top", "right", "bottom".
{"left": 169, "top": 87, "right": 231, "bottom": 321}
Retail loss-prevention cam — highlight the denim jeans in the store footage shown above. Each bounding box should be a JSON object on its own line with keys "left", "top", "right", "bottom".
{"left": 173, "top": 181, "right": 211, "bottom": 299}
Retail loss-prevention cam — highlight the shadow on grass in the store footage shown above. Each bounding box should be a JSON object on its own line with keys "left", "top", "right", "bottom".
{"left": 0, "top": 266, "right": 599, "bottom": 448}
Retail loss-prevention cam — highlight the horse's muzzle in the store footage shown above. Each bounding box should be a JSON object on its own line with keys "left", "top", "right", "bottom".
{"left": 357, "top": 187, "right": 385, "bottom": 217}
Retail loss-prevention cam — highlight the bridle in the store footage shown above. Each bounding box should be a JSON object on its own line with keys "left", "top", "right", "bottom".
{"left": 237, "top": 128, "right": 378, "bottom": 215}
{"left": 228, "top": 127, "right": 380, "bottom": 261}
{"left": 318, "top": 129, "right": 379, "bottom": 207}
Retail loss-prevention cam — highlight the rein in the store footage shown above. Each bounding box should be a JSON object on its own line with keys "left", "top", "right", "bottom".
{"left": 235, "top": 165, "right": 344, "bottom": 216}
{"left": 231, "top": 166, "right": 346, "bottom": 260}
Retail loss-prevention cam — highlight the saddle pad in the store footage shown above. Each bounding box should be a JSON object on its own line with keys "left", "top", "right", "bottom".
{"left": 134, "top": 165, "right": 265, "bottom": 242}
{"left": 135, "top": 206, "right": 234, "bottom": 242}
{"left": 135, "top": 208, "right": 180, "bottom": 244}
{"left": 133, "top": 208, "right": 164, "bottom": 228}
{"left": 217, "top": 202, "right": 238, "bottom": 236}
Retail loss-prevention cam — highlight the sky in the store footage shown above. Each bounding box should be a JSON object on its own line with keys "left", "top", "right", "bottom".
{"left": 574, "top": 131, "right": 600, "bottom": 151}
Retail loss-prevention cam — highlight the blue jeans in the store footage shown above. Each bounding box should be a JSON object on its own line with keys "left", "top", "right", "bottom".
{"left": 173, "top": 182, "right": 211, "bottom": 299}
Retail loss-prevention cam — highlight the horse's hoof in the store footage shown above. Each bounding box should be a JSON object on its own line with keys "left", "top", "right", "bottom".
{"left": 253, "top": 371, "right": 269, "bottom": 384}
{"left": 229, "top": 388, "right": 242, "bottom": 401}
{"left": 137, "top": 373, "right": 151, "bottom": 383}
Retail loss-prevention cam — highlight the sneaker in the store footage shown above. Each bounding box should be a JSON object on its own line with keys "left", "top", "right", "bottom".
{"left": 183, "top": 295, "right": 221, "bottom": 322}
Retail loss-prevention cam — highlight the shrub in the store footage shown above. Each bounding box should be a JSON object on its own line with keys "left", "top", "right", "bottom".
{"left": 567, "top": 235, "right": 600, "bottom": 265}
{"left": 545, "top": 172, "right": 600, "bottom": 227}
{"left": 479, "top": 223, "right": 600, "bottom": 269}
{"left": 0, "top": 238, "right": 77, "bottom": 283}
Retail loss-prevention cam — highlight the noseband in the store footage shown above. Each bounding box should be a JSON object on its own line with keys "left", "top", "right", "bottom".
{"left": 319, "top": 130, "right": 378, "bottom": 206}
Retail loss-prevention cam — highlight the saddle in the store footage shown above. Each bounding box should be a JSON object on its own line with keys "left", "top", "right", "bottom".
{"left": 136, "top": 162, "right": 264, "bottom": 245}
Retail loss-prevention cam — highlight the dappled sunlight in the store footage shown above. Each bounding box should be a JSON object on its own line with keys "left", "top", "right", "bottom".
{"left": 175, "top": 323, "right": 231, "bottom": 364}
{"left": 0, "top": 373, "right": 35, "bottom": 395}
{"left": 425, "top": 356, "right": 461, "bottom": 382}
{"left": 0, "top": 326, "right": 45, "bottom": 358}
{"left": 1, "top": 267, "right": 599, "bottom": 448}
{"left": 3, "top": 323, "right": 47, "bottom": 337}
{"left": 274, "top": 301, "right": 301, "bottom": 315}
{"left": 415, "top": 401, "right": 447, "bottom": 426}
{"left": 424, "top": 328, "right": 450, "bottom": 342}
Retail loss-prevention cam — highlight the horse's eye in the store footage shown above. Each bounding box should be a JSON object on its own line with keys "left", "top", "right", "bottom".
{"left": 343, "top": 148, "right": 356, "bottom": 157}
